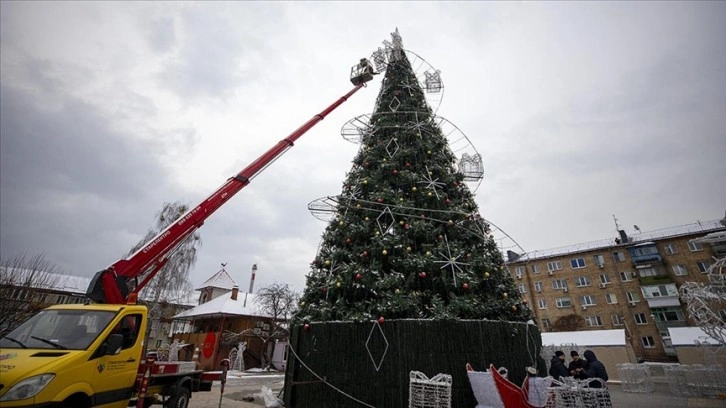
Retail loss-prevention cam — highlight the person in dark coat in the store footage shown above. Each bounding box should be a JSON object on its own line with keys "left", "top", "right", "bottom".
{"left": 568, "top": 350, "right": 588, "bottom": 380}
{"left": 582, "top": 349, "right": 609, "bottom": 387}
{"left": 549, "top": 350, "right": 570, "bottom": 380}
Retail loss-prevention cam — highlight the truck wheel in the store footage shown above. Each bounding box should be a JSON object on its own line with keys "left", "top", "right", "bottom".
{"left": 166, "top": 387, "right": 190, "bottom": 408}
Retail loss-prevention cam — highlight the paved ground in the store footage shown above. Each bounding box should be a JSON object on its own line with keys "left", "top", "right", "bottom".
{"left": 188, "top": 375, "right": 726, "bottom": 407}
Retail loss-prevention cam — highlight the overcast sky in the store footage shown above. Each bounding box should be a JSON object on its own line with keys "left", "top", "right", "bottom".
{"left": 1, "top": 2, "right": 724, "bottom": 295}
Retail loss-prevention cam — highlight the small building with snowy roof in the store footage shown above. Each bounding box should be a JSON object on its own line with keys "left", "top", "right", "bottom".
{"left": 541, "top": 329, "right": 636, "bottom": 381}
{"left": 668, "top": 327, "right": 726, "bottom": 368}
{"left": 170, "top": 267, "right": 287, "bottom": 371}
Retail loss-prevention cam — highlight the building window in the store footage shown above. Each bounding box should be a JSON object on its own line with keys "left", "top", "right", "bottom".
{"left": 611, "top": 315, "right": 624, "bottom": 326}
{"left": 515, "top": 266, "right": 525, "bottom": 278}
{"left": 547, "top": 261, "right": 563, "bottom": 272}
{"left": 586, "top": 316, "right": 603, "bottom": 327}
{"left": 580, "top": 295, "right": 596, "bottom": 306}
{"left": 672, "top": 264, "right": 688, "bottom": 276}
{"left": 57, "top": 295, "right": 67, "bottom": 304}
{"left": 642, "top": 285, "right": 678, "bottom": 298}
{"left": 556, "top": 298, "right": 572, "bottom": 308}
{"left": 619, "top": 271, "right": 633, "bottom": 282}
{"left": 688, "top": 241, "right": 703, "bottom": 252}
{"left": 663, "top": 243, "right": 678, "bottom": 255}
{"left": 612, "top": 251, "right": 626, "bottom": 262}
{"left": 600, "top": 274, "right": 611, "bottom": 285}
{"left": 606, "top": 293, "right": 617, "bottom": 304}
{"left": 531, "top": 264, "right": 541, "bottom": 274}
{"left": 652, "top": 308, "right": 684, "bottom": 322}
{"left": 634, "top": 313, "right": 648, "bottom": 325}
{"left": 534, "top": 281, "right": 543, "bottom": 292}
{"left": 538, "top": 299, "right": 547, "bottom": 309}
{"left": 641, "top": 336, "right": 655, "bottom": 348}
{"left": 593, "top": 254, "right": 605, "bottom": 267}
{"left": 627, "top": 292, "right": 641, "bottom": 303}
{"left": 518, "top": 284, "right": 527, "bottom": 294}
{"left": 552, "top": 279, "right": 568, "bottom": 290}
{"left": 719, "top": 310, "right": 726, "bottom": 320}
{"left": 570, "top": 258, "right": 586, "bottom": 269}
{"left": 697, "top": 261, "right": 712, "bottom": 273}
{"left": 542, "top": 318, "right": 552, "bottom": 331}
{"left": 575, "top": 276, "right": 591, "bottom": 287}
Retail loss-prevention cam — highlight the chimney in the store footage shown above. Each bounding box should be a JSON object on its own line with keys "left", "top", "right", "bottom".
{"left": 506, "top": 250, "right": 521, "bottom": 263}
{"left": 231, "top": 285, "right": 239, "bottom": 301}
{"left": 248, "top": 264, "right": 258, "bottom": 293}
{"left": 618, "top": 230, "right": 629, "bottom": 244}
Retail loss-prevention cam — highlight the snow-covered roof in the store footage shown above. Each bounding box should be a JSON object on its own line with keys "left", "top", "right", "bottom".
{"left": 0, "top": 267, "right": 91, "bottom": 294}
{"left": 172, "top": 291, "right": 270, "bottom": 319}
{"left": 542, "top": 329, "right": 625, "bottom": 346}
{"left": 195, "top": 268, "right": 237, "bottom": 291}
{"left": 668, "top": 327, "right": 721, "bottom": 346}
{"left": 516, "top": 219, "right": 725, "bottom": 261}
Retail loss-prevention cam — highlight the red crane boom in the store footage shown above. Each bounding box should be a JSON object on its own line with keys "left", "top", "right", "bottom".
{"left": 87, "top": 83, "right": 366, "bottom": 304}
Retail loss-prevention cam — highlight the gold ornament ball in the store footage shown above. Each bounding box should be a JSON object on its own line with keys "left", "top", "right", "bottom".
{"left": 399, "top": 197, "right": 404, "bottom": 202}
{"left": 484, "top": 272, "right": 490, "bottom": 278}
{"left": 382, "top": 249, "right": 388, "bottom": 255}
{"left": 395, "top": 288, "right": 400, "bottom": 294}
{"left": 336, "top": 282, "right": 341, "bottom": 288}
{"left": 512, "top": 305, "right": 518, "bottom": 312}
{"left": 448, "top": 220, "right": 454, "bottom": 225}
{"left": 356, "top": 204, "right": 361, "bottom": 208}
{"left": 324, "top": 260, "right": 331, "bottom": 266}
{"left": 426, "top": 251, "right": 432, "bottom": 256}
{"left": 406, "top": 246, "right": 412, "bottom": 252}
{"left": 503, "top": 293, "right": 508, "bottom": 299}
{"left": 365, "top": 217, "right": 369, "bottom": 221}
{"left": 300, "top": 301, "right": 305, "bottom": 307}
{"left": 362, "top": 179, "right": 368, "bottom": 185}
{"left": 412, "top": 187, "right": 418, "bottom": 192}
{"left": 428, "top": 192, "right": 433, "bottom": 197}
{"left": 339, "top": 221, "right": 344, "bottom": 226}
{"left": 399, "top": 220, "right": 405, "bottom": 225}
{"left": 375, "top": 231, "right": 380, "bottom": 236}
{"left": 427, "top": 150, "right": 432, "bottom": 155}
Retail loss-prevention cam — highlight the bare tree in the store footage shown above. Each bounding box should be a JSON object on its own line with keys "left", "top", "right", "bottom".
{"left": 0, "top": 253, "right": 66, "bottom": 334}
{"left": 552, "top": 314, "right": 586, "bottom": 332}
{"left": 126, "top": 202, "right": 201, "bottom": 347}
{"left": 126, "top": 201, "right": 201, "bottom": 305}
{"left": 223, "top": 283, "right": 299, "bottom": 370}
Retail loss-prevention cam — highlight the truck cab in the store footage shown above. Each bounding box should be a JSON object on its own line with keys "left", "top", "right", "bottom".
{"left": 0, "top": 304, "right": 147, "bottom": 407}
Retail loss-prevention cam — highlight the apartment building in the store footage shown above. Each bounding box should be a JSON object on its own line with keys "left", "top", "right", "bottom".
{"left": 506, "top": 219, "right": 726, "bottom": 362}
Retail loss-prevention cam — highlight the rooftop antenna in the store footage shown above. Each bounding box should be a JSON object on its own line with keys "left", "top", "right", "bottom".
{"left": 612, "top": 214, "right": 621, "bottom": 232}
{"left": 244, "top": 264, "right": 257, "bottom": 307}
{"left": 634, "top": 225, "right": 641, "bottom": 233}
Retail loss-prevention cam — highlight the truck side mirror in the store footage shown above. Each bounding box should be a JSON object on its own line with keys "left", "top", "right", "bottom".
{"left": 106, "top": 334, "right": 124, "bottom": 355}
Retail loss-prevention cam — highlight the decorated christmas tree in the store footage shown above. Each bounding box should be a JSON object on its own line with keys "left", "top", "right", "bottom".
{"left": 295, "top": 29, "right": 532, "bottom": 324}
{"left": 285, "top": 30, "right": 541, "bottom": 408}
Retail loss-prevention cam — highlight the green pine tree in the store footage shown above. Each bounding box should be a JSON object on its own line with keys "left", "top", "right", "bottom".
{"left": 295, "top": 38, "right": 532, "bottom": 324}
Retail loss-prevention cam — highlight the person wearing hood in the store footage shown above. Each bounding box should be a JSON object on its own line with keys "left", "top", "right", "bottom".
{"left": 582, "top": 349, "right": 609, "bottom": 387}
{"left": 548, "top": 350, "right": 570, "bottom": 380}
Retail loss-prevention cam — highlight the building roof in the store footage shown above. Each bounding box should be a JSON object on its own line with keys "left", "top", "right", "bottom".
{"left": 1, "top": 267, "right": 91, "bottom": 294}
{"left": 667, "top": 327, "right": 721, "bottom": 346}
{"left": 541, "top": 329, "right": 626, "bottom": 346}
{"left": 172, "top": 291, "right": 270, "bottom": 319}
{"left": 514, "top": 219, "right": 725, "bottom": 262}
{"left": 195, "top": 267, "right": 237, "bottom": 291}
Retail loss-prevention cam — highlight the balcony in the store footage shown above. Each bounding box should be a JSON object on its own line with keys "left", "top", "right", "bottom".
{"left": 655, "top": 320, "right": 687, "bottom": 332}
{"left": 628, "top": 242, "right": 662, "bottom": 265}
{"left": 639, "top": 275, "right": 674, "bottom": 286}
{"left": 642, "top": 283, "right": 680, "bottom": 307}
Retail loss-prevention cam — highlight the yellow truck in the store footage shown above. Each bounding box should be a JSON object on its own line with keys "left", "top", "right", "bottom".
{"left": 0, "top": 303, "right": 216, "bottom": 408}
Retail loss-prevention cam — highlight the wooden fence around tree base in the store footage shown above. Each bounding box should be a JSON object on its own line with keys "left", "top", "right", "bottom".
{"left": 283, "top": 319, "right": 545, "bottom": 407}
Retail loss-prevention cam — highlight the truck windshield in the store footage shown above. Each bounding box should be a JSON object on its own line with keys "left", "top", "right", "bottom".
{"left": 0, "top": 309, "right": 116, "bottom": 350}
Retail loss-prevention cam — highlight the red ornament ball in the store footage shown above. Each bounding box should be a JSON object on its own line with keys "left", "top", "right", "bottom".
{"left": 437, "top": 235, "right": 444, "bottom": 241}
{"left": 361, "top": 251, "right": 368, "bottom": 257}
{"left": 377, "top": 198, "right": 383, "bottom": 203}
{"left": 404, "top": 223, "right": 411, "bottom": 230}
{"left": 392, "top": 169, "right": 398, "bottom": 175}
{"left": 462, "top": 283, "right": 469, "bottom": 290}
{"left": 419, "top": 272, "right": 427, "bottom": 278}
{"left": 406, "top": 162, "right": 411, "bottom": 167}
{"left": 346, "top": 238, "right": 352, "bottom": 244}
{"left": 355, "top": 273, "right": 362, "bottom": 280}
{"left": 377, "top": 316, "right": 385, "bottom": 324}
{"left": 304, "top": 323, "right": 311, "bottom": 331}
